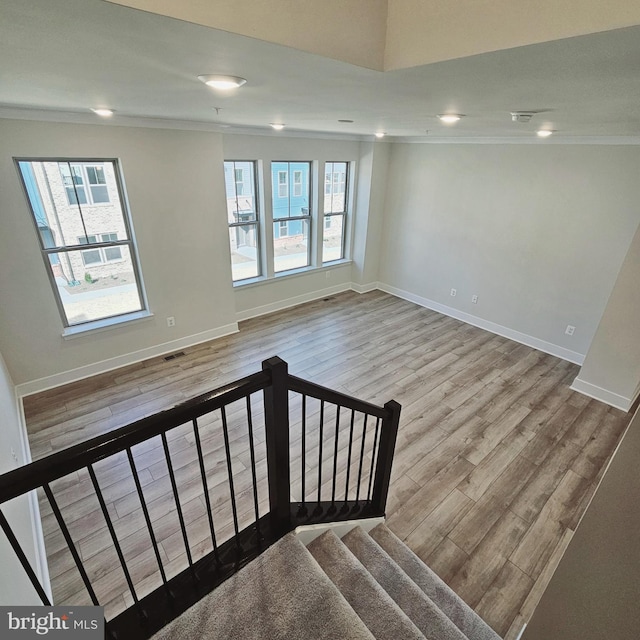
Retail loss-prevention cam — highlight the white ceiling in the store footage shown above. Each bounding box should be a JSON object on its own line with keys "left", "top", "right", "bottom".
{"left": 1, "top": 0, "right": 640, "bottom": 141}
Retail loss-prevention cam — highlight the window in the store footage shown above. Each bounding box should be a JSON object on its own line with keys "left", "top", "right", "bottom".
{"left": 224, "top": 160, "right": 260, "bottom": 281}
{"left": 271, "top": 162, "right": 311, "bottom": 272}
{"left": 293, "top": 170, "right": 303, "bottom": 197}
{"left": 277, "top": 171, "right": 288, "bottom": 198}
{"left": 17, "top": 159, "right": 146, "bottom": 329}
{"left": 79, "top": 233, "right": 123, "bottom": 265}
{"left": 323, "top": 162, "right": 348, "bottom": 263}
{"left": 234, "top": 168, "right": 245, "bottom": 196}
{"left": 59, "top": 162, "right": 110, "bottom": 205}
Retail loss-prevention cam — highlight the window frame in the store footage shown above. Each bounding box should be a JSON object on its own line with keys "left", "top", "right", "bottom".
{"left": 224, "top": 160, "right": 261, "bottom": 282}
{"left": 16, "top": 157, "right": 148, "bottom": 331}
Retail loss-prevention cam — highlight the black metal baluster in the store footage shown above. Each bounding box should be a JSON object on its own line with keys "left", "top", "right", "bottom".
{"left": 331, "top": 405, "right": 341, "bottom": 504}
{"left": 87, "top": 464, "right": 143, "bottom": 617}
{"left": 355, "top": 414, "right": 369, "bottom": 503}
{"left": 125, "top": 449, "right": 170, "bottom": 594}
{"left": 317, "top": 399, "right": 325, "bottom": 503}
{"left": 343, "top": 409, "right": 356, "bottom": 502}
{"left": 43, "top": 484, "right": 99, "bottom": 605}
{"left": 245, "top": 396, "right": 261, "bottom": 534}
{"left": 191, "top": 418, "right": 219, "bottom": 564}
{"left": 160, "top": 433, "right": 195, "bottom": 577}
{"left": 0, "top": 508, "right": 51, "bottom": 605}
{"left": 220, "top": 406, "right": 240, "bottom": 547}
{"left": 366, "top": 417, "right": 381, "bottom": 502}
{"left": 301, "top": 394, "right": 307, "bottom": 506}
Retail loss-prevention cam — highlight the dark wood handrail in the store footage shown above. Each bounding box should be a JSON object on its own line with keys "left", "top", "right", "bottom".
{"left": 288, "top": 374, "right": 391, "bottom": 419}
{"left": 0, "top": 356, "right": 401, "bottom": 639}
{"left": 0, "top": 370, "right": 271, "bottom": 503}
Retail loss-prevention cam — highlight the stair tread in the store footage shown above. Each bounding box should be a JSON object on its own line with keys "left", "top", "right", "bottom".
{"left": 151, "top": 533, "right": 374, "bottom": 640}
{"left": 308, "top": 530, "right": 427, "bottom": 640}
{"left": 342, "top": 526, "right": 471, "bottom": 640}
{"left": 370, "top": 524, "right": 501, "bottom": 640}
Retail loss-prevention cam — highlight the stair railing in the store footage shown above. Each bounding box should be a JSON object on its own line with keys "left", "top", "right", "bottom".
{"left": 0, "top": 356, "right": 400, "bottom": 639}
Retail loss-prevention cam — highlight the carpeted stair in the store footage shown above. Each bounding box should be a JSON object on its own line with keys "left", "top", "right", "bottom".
{"left": 152, "top": 523, "right": 501, "bottom": 640}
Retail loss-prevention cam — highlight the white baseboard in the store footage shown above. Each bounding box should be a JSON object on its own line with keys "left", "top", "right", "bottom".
{"left": 15, "top": 323, "right": 239, "bottom": 398}
{"left": 295, "top": 517, "right": 385, "bottom": 546}
{"left": 570, "top": 377, "right": 632, "bottom": 411}
{"left": 235, "top": 282, "right": 352, "bottom": 322}
{"left": 515, "top": 623, "right": 527, "bottom": 640}
{"left": 350, "top": 281, "right": 380, "bottom": 294}
{"left": 378, "top": 283, "right": 585, "bottom": 366}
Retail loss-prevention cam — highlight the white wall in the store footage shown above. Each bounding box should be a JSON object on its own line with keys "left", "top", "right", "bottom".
{"left": 522, "top": 407, "right": 640, "bottom": 640}
{"left": 385, "top": 0, "right": 640, "bottom": 69}
{"left": 378, "top": 143, "right": 640, "bottom": 361}
{"left": 352, "top": 141, "right": 391, "bottom": 288}
{"left": 0, "top": 350, "right": 46, "bottom": 604}
{"left": 573, "top": 221, "right": 640, "bottom": 409}
{"left": 107, "top": 0, "right": 388, "bottom": 70}
{"left": 223, "top": 134, "right": 363, "bottom": 318}
{"left": 0, "top": 119, "right": 237, "bottom": 388}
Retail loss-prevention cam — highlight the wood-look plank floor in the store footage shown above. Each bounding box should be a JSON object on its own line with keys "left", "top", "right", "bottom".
{"left": 22, "top": 291, "right": 631, "bottom": 638}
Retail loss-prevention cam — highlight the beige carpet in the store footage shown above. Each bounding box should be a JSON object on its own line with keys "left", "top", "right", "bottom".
{"left": 152, "top": 524, "right": 501, "bottom": 639}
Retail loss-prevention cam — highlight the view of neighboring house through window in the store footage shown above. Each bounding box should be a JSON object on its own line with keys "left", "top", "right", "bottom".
{"left": 271, "top": 161, "right": 311, "bottom": 272}
{"left": 323, "top": 161, "right": 348, "bottom": 262}
{"left": 16, "top": 159, "right": 146, "bottom": 329}
{"left": 224, "top": 160, "right": 260, "bottom": 281}
{"left": 59, "top": 162, "right": 110, "bottom": 205}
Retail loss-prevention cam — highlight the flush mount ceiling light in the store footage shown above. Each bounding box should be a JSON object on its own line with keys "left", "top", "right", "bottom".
{"left": 537, "top": 129, "right": 555, "bottom": 138}
{"left": 197, "top": 75, "right": 247, "bottom": 90}
{"left": 375, "top": 132, "right": 386, "bottom": 138}
{"left": 91, "top": 108, "right": 114, "bottom": 117}
{"left": 270, "top": 123, "right": 285, "bottom": 130}
{"left": 437, "top": 114, "right": 463, "bottom": 124}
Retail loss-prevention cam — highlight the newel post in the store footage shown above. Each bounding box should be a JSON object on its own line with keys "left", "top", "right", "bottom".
{"left": 371, "top": 399, "right": 401, "bottom": 515}
{"left": 262, "top": 356, "right": 291, "bottom": 535}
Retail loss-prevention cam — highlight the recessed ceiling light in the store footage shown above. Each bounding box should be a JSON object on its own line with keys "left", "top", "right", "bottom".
{"left": 375, "top": 132, "right": 386, "bottom": 138}
{"left": 437, "top": 114, "right": 463, "bottom": 124}
{"left": 197, "top": 75, "right": 247, "bottom": 90}
{"left": 537, "top": 129, "right": 555, "bottom": 138}
{"left": 91, "top": 108, "right": 114, "bottom": 117}
{"left": 270, "top": 123, "right": 285, "bottom": 130}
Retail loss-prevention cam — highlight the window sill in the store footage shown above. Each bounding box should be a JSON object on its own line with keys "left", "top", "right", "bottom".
{"left": 232, "top": 260, "right": 352, "bottom": 290}
{"left": 62, "top": 310, "right": 154, "bottom": 340}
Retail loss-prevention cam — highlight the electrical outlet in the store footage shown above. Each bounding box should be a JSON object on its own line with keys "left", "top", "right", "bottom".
{"left": 565, "top": 325, "right": 575, "bottom": 336}
{"left": 450, "top": 288, "right": 457, "bottom": 297}
{"left": 472, "top": 295, "right": 478, "bottom": 304}
{"left": 167, "top": 316, "right": 176, "bottom": 327}
{"left": 11, "top": 448, "right": 18, "bottom": 464}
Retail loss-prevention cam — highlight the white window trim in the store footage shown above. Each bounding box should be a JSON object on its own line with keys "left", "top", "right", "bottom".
{"left": 17, "top": 158, "right": 148, "bottom": 331}
{"left": 62, "top": 309, "right": 154, "bottom": 338}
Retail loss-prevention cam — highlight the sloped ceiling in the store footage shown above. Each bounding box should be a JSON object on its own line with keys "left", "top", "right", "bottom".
{"left": 1, "top": 0, "right": 639, "bottom": 140}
